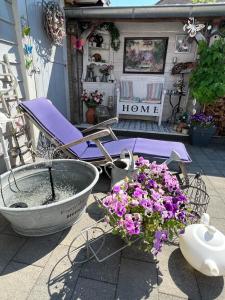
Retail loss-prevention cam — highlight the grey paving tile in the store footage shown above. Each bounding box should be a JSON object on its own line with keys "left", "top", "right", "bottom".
{"left": 60, "top": 212, "right": 101, "bottom": 247}
{"left": 0, "top": 233, "right": 26, "bottom": 274}
{"left": 207, "top": 196, "right": 225, "bottom": 219}
{"left": 0, "top": 261, "right": 42, "bottom": 300}
{"left": 80, "top": 234, "right": 122, "bottom": 284}
{"left": 13, "top": 231, "right": 62, "bottom": 267}
{"left": 195, "top": 271, "right": 225, "bottom": 300}
{"left": 1, "top": 223, "right": 24, "bottom": 237}
{"left": 208, "top": 176, "right": 225, "bottom": 187}
{"left": 158, "top": 293, "right": 187, "bottom": 300}
{"left": 116, "top": 258, "right": 158, "bottom": 300}
{"left": 72, "top": 277, "right": 116, "bottom": 300}
{"left": 157, "top": 244, "right": 180, "bottom": 272}
{"left": 158, "top": 269, "right": 200, "bottom": 300}
{"left": 158, "top": 248, "right": 201, "bottom": 300}
{"left": 27, "top": 244, "right": 82, "bottom": 300}
{"left": 210, "top": 217, "right": 225, "bottom": 235}
{"left": 85, "top": 193, "right": 106, "bottom": 219}
{"left": 0, "top": 214, "right": 8, "bottom": 233}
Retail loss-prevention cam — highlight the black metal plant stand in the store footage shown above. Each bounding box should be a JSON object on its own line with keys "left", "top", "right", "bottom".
{"left": 167, "top": 73, "right": 186, "bottom": 124}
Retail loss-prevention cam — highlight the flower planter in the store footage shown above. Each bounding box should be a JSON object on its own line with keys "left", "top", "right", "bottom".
{"left": 100, "top": 157, "right": 192, "bottom": 256}
{"left": 86, "top": 107, "right": 96, "bottom": 124}
{"left": 190, "top": 126, "right": 216, "bottom": 146}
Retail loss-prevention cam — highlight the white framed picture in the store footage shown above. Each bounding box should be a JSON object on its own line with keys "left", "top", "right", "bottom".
{"left": 175, "top": 35, "right": 191, "bottom": 53}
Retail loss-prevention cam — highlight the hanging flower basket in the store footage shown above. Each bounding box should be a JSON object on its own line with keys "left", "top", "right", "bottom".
{"left": 43, "top": 1, "right": 66, "bottom": 46}
{"left": 100, "top": 157, "right": 193, "bottom": 256}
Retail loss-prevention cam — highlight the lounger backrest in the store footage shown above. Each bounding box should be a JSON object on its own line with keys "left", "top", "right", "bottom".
{"left": 19, "top": 98, "right": 87, "bottom": 158}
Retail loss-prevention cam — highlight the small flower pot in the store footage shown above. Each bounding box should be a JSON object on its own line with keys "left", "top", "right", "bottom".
{"left": 182, "top": 128, "right": 189, "bottom": 135}
{"left": 190, "top": 126, "right": 216, "bottom": 146}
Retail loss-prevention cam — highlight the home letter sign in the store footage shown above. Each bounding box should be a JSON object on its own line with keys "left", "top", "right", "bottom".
{"left": 118, "top": 102, "right": 160, "bottom": 116}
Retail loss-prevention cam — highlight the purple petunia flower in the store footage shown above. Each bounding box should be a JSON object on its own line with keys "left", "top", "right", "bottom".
{"left": 147, "top": 179, "right": 158, "bottom": 189}
{"left": 140, "top": 198, "right": 153, "bottom": 211}
{"left": 135, "top": 156, "right": 150, "bottom": 167}
{"left": 113, "top": 185, "right": 121, "bottom": 194}
{"left": 114, "top": 202, "right": 126, "bottom": 217}
{"left": 133, "top": 187, "right": 147, "bottom": 199}
{"left": 102, "top": 195, "right": 113, "bottom": 208}
{"left": 151, "top": 189, "right": 161, "bottom": 201}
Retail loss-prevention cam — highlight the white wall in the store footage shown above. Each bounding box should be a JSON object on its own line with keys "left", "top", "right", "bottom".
{"left": 0, "top": 0, "right": 69, "bottom": 173}
{"left": 113, "top": 21, "right": 197, "bottom": 121}
{"left": 0, "top": 0, "right": 29, "bottom": 173}
{"left": 0, "top": 0, "right": 27, "bottom": 101}
{"left": 16, "top": 0, "right": 70, "bottom": 119}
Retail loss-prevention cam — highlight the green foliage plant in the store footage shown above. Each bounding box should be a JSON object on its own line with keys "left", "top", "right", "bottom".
{"left": 100, "top": 22, "right": 120, "bottom": 51}
{"left": 189, "top": 38, "right": 225, "bottom": 105}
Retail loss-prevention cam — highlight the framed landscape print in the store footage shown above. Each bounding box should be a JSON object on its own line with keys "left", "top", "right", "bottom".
{"left": 123, "top": 37, "right": 168, "bottom": 74}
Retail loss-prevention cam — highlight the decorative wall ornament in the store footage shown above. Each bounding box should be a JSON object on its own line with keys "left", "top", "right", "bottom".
{"left": 21, "top": 16, "right": 33, "bottom": 70}
{"left": 175, "top": 35, "right": 191, "bottom": 53}
{"left": 99, "top": 23, "right": 120, "bottom": 51}
{"left": 183, "top": 18, "right": 205, "bottom": 38}
{"left": 42, "top": 1, "right": 65, "bottom": 46}
{"left": 70, "top": 24, "right": 96, "bottom": 52}
{"left": 171, "top": 62, "right": 195, "bottom": 75}
{"left": 71, "top": 36, "right": 85, "bottom": 51}
{"left": 79, "top": 22, "right": 121, "bottom": 52}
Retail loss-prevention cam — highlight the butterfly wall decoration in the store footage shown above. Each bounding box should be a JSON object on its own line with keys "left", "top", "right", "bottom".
{"left": 24, "top": 44, "right": 33, "bottom": 55}
{"left": 183, "top": 18, "right": 205, "bottom": 38}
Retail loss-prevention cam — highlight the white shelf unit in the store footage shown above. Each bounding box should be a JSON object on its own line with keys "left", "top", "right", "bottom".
{"left": 82, "top": 30, "right": 116, "bottom": 122}
{"left": 82, "top": 30, "right": 114, "bottom": 82}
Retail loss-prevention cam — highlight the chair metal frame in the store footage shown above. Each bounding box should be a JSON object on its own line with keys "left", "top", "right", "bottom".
{"left": 20, "top": 104, "right": 189, "bottom": 179}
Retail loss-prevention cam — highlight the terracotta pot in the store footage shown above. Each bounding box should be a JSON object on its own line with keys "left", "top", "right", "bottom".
{"left": 86, "top": 107, "right": 96, "bottom": 124}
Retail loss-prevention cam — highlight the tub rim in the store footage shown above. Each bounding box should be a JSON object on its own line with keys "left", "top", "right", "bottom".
{"left": 0, "top": 159, "right": 99, "bottom": 212}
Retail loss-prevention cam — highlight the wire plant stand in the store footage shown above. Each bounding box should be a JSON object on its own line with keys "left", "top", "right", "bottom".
{"left": 67, "top": 173, "right": 210, "bottom": 264}
{"left": 67, "top": 194, "right": 140, "bottom": 264}
{"left": 180, "top": 172, "right": 210, "bottom": 223}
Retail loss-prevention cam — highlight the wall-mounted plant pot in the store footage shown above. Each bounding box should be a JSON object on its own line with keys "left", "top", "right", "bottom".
{"left": 190, "top": 126, "right": 216, "bottom": 146}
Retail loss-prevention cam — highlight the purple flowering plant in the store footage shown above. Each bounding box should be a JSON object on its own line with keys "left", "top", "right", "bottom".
{"left": 100, "top": 157, "right": 192, "bottom": 256}
{"left": 190, "top": 113, "right": 214, "bottom": 128}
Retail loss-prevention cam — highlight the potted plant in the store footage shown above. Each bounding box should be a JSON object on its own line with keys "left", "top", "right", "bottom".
{"left": 100, "top": 157, "right": 192, "bottom": 256}
{"left": 81, "top": 90, "right": 103, "bottom": 124}
{"left": 189, "top": 38, "right": 225, "bottom": 144}
{"left": 190, "top": 113, "right": 216, "bottom": 146}
{"left": 99, "top": 64, "right": 113, "bottom": 82}
{"left": 176, "top": 112, "right": 189, "bottom": 134}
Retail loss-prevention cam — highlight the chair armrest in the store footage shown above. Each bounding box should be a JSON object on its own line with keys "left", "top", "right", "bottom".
{"left": 57, "top": 129, "right": 111, "bottom": 151}
{"left": 82, "top": 117, "right": 118, "bottom": 133}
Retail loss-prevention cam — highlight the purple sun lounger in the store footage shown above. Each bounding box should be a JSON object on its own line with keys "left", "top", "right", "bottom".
{"left": 19, "top": 98, "right": 191, "bottom": 173}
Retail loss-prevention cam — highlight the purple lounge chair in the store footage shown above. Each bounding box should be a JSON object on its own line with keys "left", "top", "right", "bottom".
{"left": 19, "top": 98, "right": 191, "bottom": 174}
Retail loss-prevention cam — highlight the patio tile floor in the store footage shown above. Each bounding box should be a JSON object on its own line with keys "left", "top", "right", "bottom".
{"left": 0, "top": 144, "right": 225, "bottom": 299}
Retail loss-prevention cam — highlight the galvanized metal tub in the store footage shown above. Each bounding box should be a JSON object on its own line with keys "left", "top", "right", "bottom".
{"left": 0, "top": 159, "right": 99, "bottom": 236}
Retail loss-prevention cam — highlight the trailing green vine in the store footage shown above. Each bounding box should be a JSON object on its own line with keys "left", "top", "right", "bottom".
{"left": 189, "top": 38, "right": 225, "bottom": 105}
{"left": 99, "top": 22, "right": 121, "bottom": 51}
